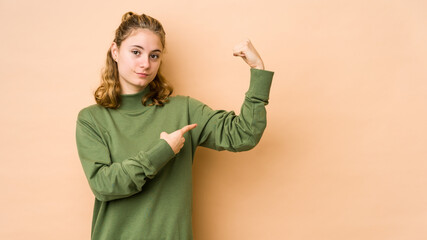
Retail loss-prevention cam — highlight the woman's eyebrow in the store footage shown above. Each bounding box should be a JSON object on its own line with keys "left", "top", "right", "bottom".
{"left": 130, "top": 45, "right": 162, "bottom": 53}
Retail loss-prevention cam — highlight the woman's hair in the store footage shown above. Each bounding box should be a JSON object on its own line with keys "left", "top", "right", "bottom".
{"left": 95, "top": 12, "right": 173, "bottom": 108}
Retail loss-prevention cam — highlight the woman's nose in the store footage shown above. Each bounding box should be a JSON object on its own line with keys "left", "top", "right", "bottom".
{"left": 139, "top": 55, "right": 150, "bottom": 68}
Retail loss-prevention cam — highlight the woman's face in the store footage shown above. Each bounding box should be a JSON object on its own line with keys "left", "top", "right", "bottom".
{"left": 111, "top": 28, "right": 163, "bottom": 94}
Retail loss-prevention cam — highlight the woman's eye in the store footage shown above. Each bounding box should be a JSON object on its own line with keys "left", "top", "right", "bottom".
{"left": 150, "top": 54, "right": 159, "bottom": 59}
{"left": 132, "top": 50, "right": 140, "bottom": 55}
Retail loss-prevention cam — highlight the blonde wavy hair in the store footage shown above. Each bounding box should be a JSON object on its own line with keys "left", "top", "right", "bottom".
{"left": 95, "top": 12, "right": 173, "bottom": 108}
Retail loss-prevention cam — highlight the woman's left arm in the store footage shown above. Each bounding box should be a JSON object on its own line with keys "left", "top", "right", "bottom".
{"left": 188, "top": 40, "right": 274, "bottom": 151}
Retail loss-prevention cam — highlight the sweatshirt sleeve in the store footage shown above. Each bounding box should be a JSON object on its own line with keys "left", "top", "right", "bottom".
{"left": 75, "top": 110, "right": 175, "bottom": 202}
{"left": 189, "top": 68, "right": 274, "bottom": 151}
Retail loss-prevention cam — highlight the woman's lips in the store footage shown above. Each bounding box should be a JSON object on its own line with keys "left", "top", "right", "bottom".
{"left": 136, "top": 72, "right": 149, "bottom": 78}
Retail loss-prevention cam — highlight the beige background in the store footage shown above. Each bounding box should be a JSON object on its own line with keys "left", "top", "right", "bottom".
{"left": 1, "top": 0, "right": 426, "bottom": 239}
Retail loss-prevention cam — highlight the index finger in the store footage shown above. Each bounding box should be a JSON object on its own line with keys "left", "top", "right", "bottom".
{"left": 180, "top": 123, "right": 198, "bottom": 134}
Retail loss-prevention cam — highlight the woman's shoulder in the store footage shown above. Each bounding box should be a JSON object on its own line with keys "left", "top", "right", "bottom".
{"left": 166, "top": 95, "right": 189, "bottom": 105}
{"left": 167, "top": 95, "right": 204, "bottom": 105}
{"left": 77, "top": 104, "right": 106, "bottom": 122}
{"left": 166, "top": 95, "right": 212, "bottom": 113}
{"left": 167, "top": 95, "right": 209, "bottom": 109}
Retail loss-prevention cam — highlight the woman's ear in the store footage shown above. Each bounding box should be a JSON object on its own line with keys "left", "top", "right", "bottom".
{"left": 110, "top": 42, "right": 119, "bottom": 62}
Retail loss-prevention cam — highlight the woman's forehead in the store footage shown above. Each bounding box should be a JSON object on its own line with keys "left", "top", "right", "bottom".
{"left": 123, "top": 29, "right": 163, "bottom": 49}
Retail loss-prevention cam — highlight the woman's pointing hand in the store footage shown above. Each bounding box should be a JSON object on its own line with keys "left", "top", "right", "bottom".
{"left": 160, "top": 124, "right": 198, "bottom": 154}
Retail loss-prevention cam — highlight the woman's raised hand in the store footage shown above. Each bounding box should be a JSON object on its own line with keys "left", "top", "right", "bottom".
{"left": 233, "top": 39, "right": 265, "bottom": 70}
{"left": 160, "top": 124, "right": 198, "bottom": 154}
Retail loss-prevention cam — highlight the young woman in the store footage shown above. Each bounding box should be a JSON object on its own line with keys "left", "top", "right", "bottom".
{"left": 76, "top": 12, "right": 274, "bottom": 240}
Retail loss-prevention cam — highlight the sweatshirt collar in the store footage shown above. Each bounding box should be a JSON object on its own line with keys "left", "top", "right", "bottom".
{"left": 118, "top": 87, "right": 151, "bottom": 111}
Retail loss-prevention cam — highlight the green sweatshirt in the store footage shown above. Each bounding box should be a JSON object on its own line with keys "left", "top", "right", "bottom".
{"left": 75, "top": 68, "right": 274, "bottom": 240}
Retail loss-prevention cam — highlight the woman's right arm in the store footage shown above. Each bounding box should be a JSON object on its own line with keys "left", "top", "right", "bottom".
{"left": 75, "top": 110, "right": 175, "bottom": 202}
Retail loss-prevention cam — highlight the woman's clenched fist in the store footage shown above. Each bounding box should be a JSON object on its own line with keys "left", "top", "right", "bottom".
{"left": 233, "top": 39, "right": 265, "bottom": 70}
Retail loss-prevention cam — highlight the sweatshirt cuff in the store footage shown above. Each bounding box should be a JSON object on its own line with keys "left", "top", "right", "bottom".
{"left": 145, "top": 139, "right": 175, "bottom": 174}
{"left": 246, "top": 68, "right": 274, "bottom": 102}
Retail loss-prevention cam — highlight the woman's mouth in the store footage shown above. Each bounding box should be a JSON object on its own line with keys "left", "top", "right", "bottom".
{"left": 136, "top": 72, "right": 149, "bottom": 78}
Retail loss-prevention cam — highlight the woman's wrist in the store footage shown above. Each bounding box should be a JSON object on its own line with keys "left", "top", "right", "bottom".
{"left": 252, "top": 61, "right": 265, "bottom": 70}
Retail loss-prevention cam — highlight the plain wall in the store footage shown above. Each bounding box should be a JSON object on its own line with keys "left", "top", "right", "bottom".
{"left": 1, "top": 0, "right": 426, "bottom": 239}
